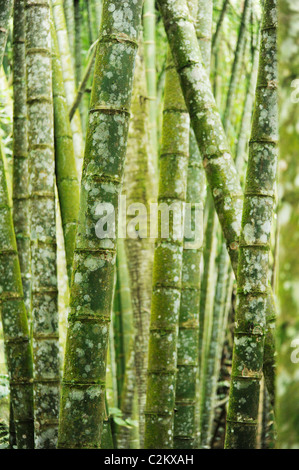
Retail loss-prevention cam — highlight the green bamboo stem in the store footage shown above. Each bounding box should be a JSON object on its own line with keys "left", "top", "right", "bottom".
{"left": 198, "top": 0, "right": 250, "bottom": 444}
{"left": 144, "top": 39, "right": 190, "bottom": 451}
{"left": 63, "top": 0, "right": 75, "bottom": 60}
{"left": 123, "top": 43, "right": 154, "bottom": 448}
{"left": 173, "top": 125, "right": 206, "bottom": 448}
{"left": 86, "top": 0, "right": 96, "bottom": 45}
{"left": 93, "top": 0, "right": 102, "bottom": 30}
{"left": 117, "top": 239, "right": 135, "bottom": 366}
{"left": 69, "top": 44, "right": 96, "bottom": 122}
{"left": 143, "top": 0, "right": 158, "bottom": 174}
{"left": 211, "top": 0, "right": 229, "bottom": 55}
{"left": 116, "top": 345, "right": 138, "bottom": 449}
{"left": 225, "top": 0, "right": 278, "bottom": 448}
{"left": 51, "top": 0, "right": 84, "bottom": 178}
{"left": 25, "top": 0, "right": 60, "bottom": 448}
{"left": 235, "top": 37, "right": 259, "bottom": 176}
{"left": 58, "top": 0, "right": 143, "bottom": 449}
{"left": 223, "top": 0, "right": 251, "bottom": 134}
{"left": 12, "top": 0, "right": 31, "bottom": 316}
{"left": 276, "top": 0, "right": 299, "bottom": 449}
{"left": 0, "top": 0, "right": 13, "bottom": 67}
{"left": 73, "top": 0, "right": 82, "bottom": 89}
{"left": 0, "top": 144, "right": 34, "bottom": 449}
{"left": 157, "top": 0, "right": 276, "bottom": 402}
{"left": 51, "top": 18, "right": 80, "bottom": 283}
{"left": 200, "top": 243, "right": 230, "bottom": 448}
{"left": 113, "top": 273, "right": 125, "bottom": 404}
{"left": 196, "top": 0, "right": 213, "bottom": 74}
{"left": 158, "top": 0, "right": 242, "bottom": 273}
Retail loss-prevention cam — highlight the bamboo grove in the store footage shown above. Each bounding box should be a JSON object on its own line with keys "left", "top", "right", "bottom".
{"left": 0, "top": 0, "right": 298, "bottom": 450}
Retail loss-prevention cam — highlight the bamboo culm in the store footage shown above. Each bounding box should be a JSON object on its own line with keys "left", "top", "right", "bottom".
{"left": 123, "top": 44, "right": 155, "bottom": 448}
{"left": 58, "top": 0, "right": 143, "bottom": 449}
{"left": 51, "top": 19, "right": 80, "bottom": 282}
{"left": 0, "top": 0, "right": 13, "bottom": 66}
{"left": 12, "top": 0, "right": 31, "bottom": 316}
{"left": 0, "top": 146, "right": 34, "bottom": 449}
{"left": 225, "top": 0, "right": 278, "bottom": 448}
{"left": 25, "top": 0, "right": 60, "bottom": 448}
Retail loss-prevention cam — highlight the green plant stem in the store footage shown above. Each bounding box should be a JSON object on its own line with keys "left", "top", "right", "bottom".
{"left": 225, "top": 0, "right": 278, "bottom": 448}
{"left": 0, "top": 145, "right": 34, "bottom": 449}
{"left": 25, "top": 0, "right": 60, "bottom": 448}
{"left": 57, "top": 0, "right": 143, "bottom": 449}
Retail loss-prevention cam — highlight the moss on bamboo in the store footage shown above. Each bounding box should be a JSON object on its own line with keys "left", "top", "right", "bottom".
{"left": 12, "top": 0, "right": 31, "bottom": 316}
{"left": 25, "top": 0, "right": 60, "bottom": 448}
{"left": 0, "top": 146, "right": 34, "bottom": 449}
{"left": 0, "top": 0, "right": 13, "bottom": 66}
{"left": 225, "top": 0, "right": 278, "bottom": 449}
{"left": 144, "top": 37, "right": 190, "bottom": 449}
{"left": 143, "top": 0, "right": 158, "bottom": 173}
{"left": 58, "top": 0, "right": 143, "bottom": 449}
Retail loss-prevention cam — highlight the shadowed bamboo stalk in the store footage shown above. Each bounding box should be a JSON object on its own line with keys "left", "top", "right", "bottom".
{"left": 225, "top": 0, "right": 278, "bottom": 448}
{"left": 0, "top": 0, "right": 13, "bottom": 66}
{"left": 12, "top": 0, "right": 31, "bottom": 316}
{"left": 0, "top": 145, "right": 34, "bottom": 449}
{"left": 25, "top": 0, "right": 60, "bottom": 448}
{"left": 200, "top": 242, "right": 229, "bottom": 448}
{"left": 212, "top": 0, "right": 229, "bottom": 55}
{"left": 57, "top": 0, "right": 143, "bottom": 449}
{"left": 143, "top": 0, "right": 158, "bottom": 173}
{"left": 223, "top": 0, "right": 251, "bottom": 134}
{"left": 51, "top": 18, "right": 80, "bottom": 282}
{"left": 51, "top": 0, "right": 84, "bottom": 178}
{"left": 123, "top": 44, "right": 154, "bottom": 448}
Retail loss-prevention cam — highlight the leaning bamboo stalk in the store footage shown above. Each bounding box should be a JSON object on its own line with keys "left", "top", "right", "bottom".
{"left": 157, "top": 0, "right": 276, "bottom": 402}
{"left": 144, "top": 2, "right": 194, "bottom": 444}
